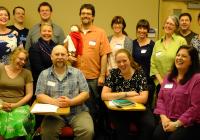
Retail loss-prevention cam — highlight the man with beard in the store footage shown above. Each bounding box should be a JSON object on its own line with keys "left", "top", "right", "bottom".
{"left": 35, "top": 45, "right": 94, "bottom": 140}
{"left": 73, "top": 4, "right": 111, "bottom": 130}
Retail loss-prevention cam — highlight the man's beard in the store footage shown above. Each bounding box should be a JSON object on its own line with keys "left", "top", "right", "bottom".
{"left": 54, "top": 61, "right": 66, "bottom": 68}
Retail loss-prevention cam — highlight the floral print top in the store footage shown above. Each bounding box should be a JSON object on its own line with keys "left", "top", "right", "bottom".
{"left": 105, "top": 68, "right": 148, "bottom": 93}
{"left": 191, "top": 35, "right": 200, "bottom": 58}
{"left": 0, "top": 30, "right": 18, "bottom": 64}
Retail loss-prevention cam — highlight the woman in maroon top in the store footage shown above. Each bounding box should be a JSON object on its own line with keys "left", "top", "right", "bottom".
{"left": 153, "top": 45, "right": 200, "bottom": 140}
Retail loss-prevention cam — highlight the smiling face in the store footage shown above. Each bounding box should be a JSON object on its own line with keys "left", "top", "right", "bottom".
{"left": 179, "top": 15, "right": 191, "bottom": 31}
{"left": 80, "top": 8, "right": 94, "bottom": 26}
{"left": 13, "top": 8, "right": 25, "bottom": 24}
{"left": 13, "top": 52, "right": 27, "bottom": 70}
{"left": 51, "top": 45, "right": 68, "bottom": 68}
{"left": 0, "top": 9, "right": 9, "bottom": 26}
{"left": 115, "top": 52, "right": 131, "bottom": 74}
{"left": 136, "top": 27, "right": 148, "bottom": 40}
{"left": 163, "top": 17, "right": 177, "bottom": 35}
{"left": 39, "top": 6, "right": 51, "bottom": 22}
{"left": 112, "top": 23, "right": 123, "bottom": 34}
{"left": 40, "top": 24, "right": 53, "bottom": 42}
{"left": 175, "top": 48, "right": 191, "bottom": 72}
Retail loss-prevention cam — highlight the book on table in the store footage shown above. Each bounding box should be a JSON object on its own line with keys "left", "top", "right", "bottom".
{"left": 112, "top": 99, "right": 135, "bottom": 107}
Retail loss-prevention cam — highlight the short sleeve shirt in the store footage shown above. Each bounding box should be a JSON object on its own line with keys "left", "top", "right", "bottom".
{"left": 35, "top": 66, "right": 89, "bottom": 117}
{"left": 105, "top": 68, "right": 148, "bottom": 93}
{"left": 0, "top": 64, "right": 33, "bottom": 103}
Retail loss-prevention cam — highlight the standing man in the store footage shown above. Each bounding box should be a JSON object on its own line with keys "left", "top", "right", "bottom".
{"left": 76, "top": 3, "right": 111, "bottom": 123}
{"left": 35, "top": 45, "right": 94, "bottom": 140}
{"left": 8, "top": 6, "right": 29, "bottom": 48}
{"left": 25, "top": 1, "right": 65, "bottom": 51}
{"left": 178, "top": 12, "right": 197, "bottom": 45}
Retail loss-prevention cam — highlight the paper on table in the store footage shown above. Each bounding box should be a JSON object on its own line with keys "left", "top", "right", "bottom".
{"left": 31, "top": 103, "right": 59, "bottom": 113}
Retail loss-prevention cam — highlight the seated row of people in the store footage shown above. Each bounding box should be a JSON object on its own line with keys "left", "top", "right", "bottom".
{"left": 1, "top": 45, "right": 200, "bottom": 140}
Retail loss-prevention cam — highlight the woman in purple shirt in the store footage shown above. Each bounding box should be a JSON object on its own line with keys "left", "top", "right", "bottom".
{"left": 153, "top": 45, "right": 200, "bottom": 140}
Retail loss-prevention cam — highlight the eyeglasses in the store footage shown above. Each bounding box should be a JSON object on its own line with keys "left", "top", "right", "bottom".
{"left": 17, "top": 57, "right": 27, "bottom": 62}
{"left": 80, "top": 12, "right": 92, "bottom": 16}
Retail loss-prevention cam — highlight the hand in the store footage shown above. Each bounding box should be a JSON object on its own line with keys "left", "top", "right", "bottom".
{"left": 164, "top": 121, "right": 177, "bottom": 132}
{"left": 126, "top": 91, "right": 139, "bottom": 97}
{"left": 161, "top": 116, "right": 171, "bottom": 131}
{"left": 56, "top": 96, "right": 71, "bottom": 108}
{"left": 98, "top": 75, "right": 105, "bottom": 86}
{"left": 2, "top": 102, "right": 12, "bottom": 112}
{"left": 68, "top": 55, "right": 77, "bottom": 62}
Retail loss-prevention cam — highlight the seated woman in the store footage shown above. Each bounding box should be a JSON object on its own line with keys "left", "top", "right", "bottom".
{"left": 0, "top": 48, "right": 35, "bottom": 140}
{"left": 101, "top": 49, "right": 155, "bottom": 140}
{"left": 153, "top": 45, "right": 200, "bottom": 140}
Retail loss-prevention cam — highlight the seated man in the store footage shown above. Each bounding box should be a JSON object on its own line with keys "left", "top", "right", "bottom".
{"left": 35, "top": 45, "right": 94, "bottom": 140}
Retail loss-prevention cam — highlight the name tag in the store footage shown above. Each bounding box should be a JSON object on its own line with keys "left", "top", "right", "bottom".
{"left": 115, "top": 44, "right": 123, "bottom": 49}
{"left": 141, "top": 49, "right": 147, "bottom": 54}
{"left": 47, "top": 81, "right": 56, "bottom": 87}
{"left": 164, "top": 83, "right": 173, "bottom": 89}
{"left": 89, "top": 40, "right": 96, "bottom": 46}
{"left": 156, "top": 51, "right": 162, "bottom": 56}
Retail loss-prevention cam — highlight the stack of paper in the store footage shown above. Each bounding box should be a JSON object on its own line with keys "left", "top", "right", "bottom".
{"left": 31, "top": 103, "right": 59, "bottom": 113}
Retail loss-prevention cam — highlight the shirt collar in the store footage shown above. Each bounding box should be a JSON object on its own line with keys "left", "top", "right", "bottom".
{"left": 161, "top": 33, "right": 176, "bottom": 42}
{"left": 49, "top": 65, "right": 72, "bottom": 78}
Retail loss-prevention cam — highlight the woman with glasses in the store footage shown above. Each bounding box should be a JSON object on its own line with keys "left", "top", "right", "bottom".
{"left": 0, "top": 48, "right": 35, "bottom": 140}
{"left": 150, "top": 16, "right": 187, "bottom": 91}
{"left": 107, "top": 16, "right": 132, "bottom": 75}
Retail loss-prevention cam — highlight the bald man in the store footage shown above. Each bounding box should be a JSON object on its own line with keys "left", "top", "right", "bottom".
{"left": 35, "top": 45, "right": 94, "bottom": 140}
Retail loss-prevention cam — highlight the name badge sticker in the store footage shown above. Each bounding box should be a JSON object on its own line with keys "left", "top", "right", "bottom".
{"left": 141, "top": 49, "right": 147, "bottom": 54}
{"left": 115, "top": 44, "right": 123, "bottom": 49}
{"left": 89, "top": 40, "right": 96, "bottom": 46}
{"left": 164, "top": 83, "right": 173, "bottom": 89}
{"left": 47, "top": 81, "right": 56, "bottom": 87}
{"left": 156, "top": 51, "right": 162, "bottom": 56}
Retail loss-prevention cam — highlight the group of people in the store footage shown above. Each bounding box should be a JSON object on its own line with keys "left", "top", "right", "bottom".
{"left": 0, "top": 1, "right": 200, "bottom": 140}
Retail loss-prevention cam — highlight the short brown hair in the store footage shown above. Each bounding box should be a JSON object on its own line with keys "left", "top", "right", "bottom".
{"left": 0, "top": 6, "right": 10, "bottom": 20}
{"left": 38, "top": 1, "right": 52, "bottom": 12}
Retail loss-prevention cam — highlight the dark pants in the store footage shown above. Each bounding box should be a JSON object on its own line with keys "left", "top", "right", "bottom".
{"left": 109, "top": 109, "right": 155, "bottom": 140}
{"left": 153, "top": 122, "right": 200, "bottom": 140}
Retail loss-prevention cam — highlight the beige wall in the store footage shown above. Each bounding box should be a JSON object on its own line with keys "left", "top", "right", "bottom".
{"left": 159, "top": 1, "right": 200, "bottom": 36}
{"left": 0, "top": 0, "right": 159, "bottom": 39}
{"left": 1, "top": 0, "right": 199, "bottom": 39}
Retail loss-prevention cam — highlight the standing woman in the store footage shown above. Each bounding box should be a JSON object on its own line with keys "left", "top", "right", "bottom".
{"left": 0, "top": 48, "right": 35, "bottom": 140}
{"left": 29, "top": 23, "right": 56, "bottom": 90}
{"left": 153, "top": 45, "right": 200, "bottom": 140}
{"left": 132, "top": 19, "right": 155, "bottom": 107}
{"left": 150, "top": 15, "right": 187, "bottom": 86}
{"left": 107, "top": 16, "right": 132, "bottom": 73}
{"left": 0, "top": 6, "right": 17, "bottom": 64}
{"left": 191, "top": 13, "right": 200, "bottom": 58}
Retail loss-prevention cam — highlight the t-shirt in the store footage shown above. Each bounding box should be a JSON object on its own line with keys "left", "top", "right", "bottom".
{"left": 7, "top": 25, "right": 29, "bottom": 48}
{"left": 0, "top": 64, "right": 33, "bottom": 103}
